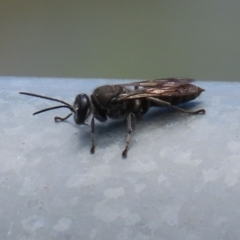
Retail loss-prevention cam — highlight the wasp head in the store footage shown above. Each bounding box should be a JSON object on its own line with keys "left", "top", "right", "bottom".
{"left": 73, "top": 94, "right": 91, "bottom": 125}
{"left": 19, "top": 92, "right": 92, "bottom": 124}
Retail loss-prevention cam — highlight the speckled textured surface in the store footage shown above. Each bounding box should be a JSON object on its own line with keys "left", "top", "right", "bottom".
{"left": 1, "top": 77, "right": 240, "bottom": 239}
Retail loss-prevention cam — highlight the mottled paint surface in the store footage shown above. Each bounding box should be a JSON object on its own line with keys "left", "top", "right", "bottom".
{"left": 1, "top": 78, "right": 240, "bottom": 239}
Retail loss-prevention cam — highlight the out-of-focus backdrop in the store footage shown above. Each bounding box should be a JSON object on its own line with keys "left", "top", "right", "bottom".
{"left": 1, "top": 0, "right": 239, "bottom": 80}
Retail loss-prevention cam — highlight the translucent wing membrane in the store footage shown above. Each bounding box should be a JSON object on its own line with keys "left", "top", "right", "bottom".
{"left": 117, "top": 78, "right": 194, "bottom": 88}
{"left": 115, "top": 79, "right": 204, "bottom": 101}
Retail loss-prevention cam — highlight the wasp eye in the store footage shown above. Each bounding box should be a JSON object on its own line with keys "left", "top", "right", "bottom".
{"left": 73, "top": 94, "right": 90, "bottom": 124}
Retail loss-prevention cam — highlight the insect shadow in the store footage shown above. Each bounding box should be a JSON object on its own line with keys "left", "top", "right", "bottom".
{"left": 58, "top": 101, "right": 205, "bottom": 153}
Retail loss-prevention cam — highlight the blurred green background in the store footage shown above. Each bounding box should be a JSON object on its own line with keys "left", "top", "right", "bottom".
{"left": 1, "top": 0, "right": 240, "bottom": 80}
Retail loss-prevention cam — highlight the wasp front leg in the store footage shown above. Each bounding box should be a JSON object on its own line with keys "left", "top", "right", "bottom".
{"left": 148, "top": 97, "right": 205, "bottom": 114}
{"left": 90, "top": 116, "right": 95, "bottom": 154}
{"left": 54, "top": 113, "right": 73, "bottom": 122}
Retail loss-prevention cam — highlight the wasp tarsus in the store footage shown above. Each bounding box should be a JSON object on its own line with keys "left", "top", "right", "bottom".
{"left": 122, "top": 149, "right": 128, "bottom": 158}
{"left": 19, "top": 78, "right": 205, "bottom": 157}
{"left": 90, "top": 146, "right": 95, "bottom": 154}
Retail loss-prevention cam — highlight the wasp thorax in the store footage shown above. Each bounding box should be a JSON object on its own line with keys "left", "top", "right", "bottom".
{"left": 73, "top": 94, "right": 91, "bottom": 124}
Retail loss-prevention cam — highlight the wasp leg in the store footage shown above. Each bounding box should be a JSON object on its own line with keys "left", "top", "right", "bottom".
{"left": 90, "top": 116, "right": 95, "bottom": 154}
{"left": 122, "top": 112, "right": 134, "bottom": 158}
{"left": 148, "top": 97, "right": 205, "bottom": 114}
{"left": 54, "top": 113, "right": 73, "bottom": 122}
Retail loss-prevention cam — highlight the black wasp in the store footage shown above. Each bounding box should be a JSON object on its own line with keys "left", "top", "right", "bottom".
{"left": 20, "top": 78, "right": 205, "bottom": 157}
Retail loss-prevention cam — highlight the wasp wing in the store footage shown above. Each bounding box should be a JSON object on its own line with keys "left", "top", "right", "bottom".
{"left": 116, "top": 78, "right": 194, "bottom": 89}
{"left": 116, "top": 78, "right": 204, "bottom": 101}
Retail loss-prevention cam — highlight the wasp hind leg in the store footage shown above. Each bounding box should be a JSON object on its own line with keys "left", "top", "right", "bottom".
{"left": 122, "top": 112, "right": 135, "bottom": 158}
{"left": 148, "top": 97, "right": 205, "bottom": 115}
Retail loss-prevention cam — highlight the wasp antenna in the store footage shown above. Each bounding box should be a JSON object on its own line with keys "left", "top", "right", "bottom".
{"left": 19, "top": 92, "right": 71, "bottom": 107}
{"left": 33, "top": 105, "right": 74, "bottom": 115}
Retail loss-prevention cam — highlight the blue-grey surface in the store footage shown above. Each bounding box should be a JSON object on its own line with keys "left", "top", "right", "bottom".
{"left": 1, "top": 77, "right": 240, "bottom": 239}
